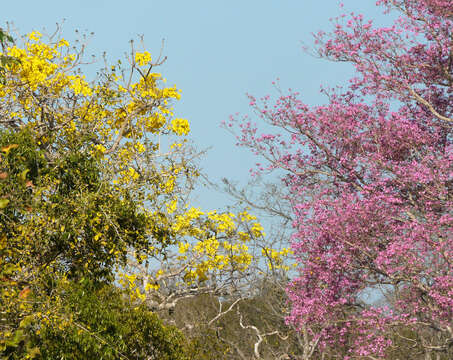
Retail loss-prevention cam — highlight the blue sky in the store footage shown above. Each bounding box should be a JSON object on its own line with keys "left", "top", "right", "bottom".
{"left": 3, "top": 0, "right": 388, "bottom": 210}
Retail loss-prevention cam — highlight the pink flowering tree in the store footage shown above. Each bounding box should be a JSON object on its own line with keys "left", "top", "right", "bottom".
{"left": 228, "top": 1, "right": 452, "bottom": 358}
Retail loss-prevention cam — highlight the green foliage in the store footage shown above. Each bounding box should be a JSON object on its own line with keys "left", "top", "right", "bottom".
{"left": 2, "top": 280, "right": 188, "bottom": 360}
{"left": 0, "top": 29, "right": 19, "bottom": 82}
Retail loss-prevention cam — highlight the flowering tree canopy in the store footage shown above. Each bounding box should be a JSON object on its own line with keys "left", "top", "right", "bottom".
{"left": 231, "top": 0, "right": 452, "bottom": 358}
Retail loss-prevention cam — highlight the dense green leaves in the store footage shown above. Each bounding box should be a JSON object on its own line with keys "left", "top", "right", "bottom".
{"left": 2, "top": 280, "right": 188, "bottom": 360}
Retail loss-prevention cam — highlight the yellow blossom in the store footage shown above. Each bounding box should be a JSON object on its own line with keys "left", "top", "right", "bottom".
{"left": 170, "top": 118, "right": 190, "bottom": 135}
{"left": 135, "top": 51, "right": 152, "bottom": 66}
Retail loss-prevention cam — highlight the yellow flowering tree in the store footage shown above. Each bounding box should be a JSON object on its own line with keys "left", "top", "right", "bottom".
{"left": 0, "top": 29, "right": 268, "bottom": 357}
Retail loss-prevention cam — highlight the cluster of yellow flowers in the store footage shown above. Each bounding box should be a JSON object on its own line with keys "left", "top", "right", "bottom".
{"left": 261, "top": 247, "right": 295, "bottom": 271}
{"left": 170, "top": 118, "right": 190, "bottom": 135}
{"left": 118, "top": 273, "right": 148, "bottom": 302}
{"left": 170, "top": 209, "right": 261, "bottom": 283}
{"left": 134, "top": 51, "right": 152, "bottom": 66}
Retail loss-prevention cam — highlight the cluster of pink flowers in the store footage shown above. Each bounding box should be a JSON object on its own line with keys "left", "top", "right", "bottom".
{"left": 230, "top": 0, "right": 452, "bottom": 357}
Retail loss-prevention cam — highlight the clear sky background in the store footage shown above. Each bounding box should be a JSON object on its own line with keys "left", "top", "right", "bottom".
{"left": 3, "top": 0, "right": 390, "bottom": 211}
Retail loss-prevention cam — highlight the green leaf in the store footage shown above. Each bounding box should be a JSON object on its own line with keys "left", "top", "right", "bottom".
{"left": 20, "top": 168, "right": 29, "bottom": 181}
{"left": 0, "top": 29, "right": 14, "bottom": 45}
{"left": 19, "top": 315, "right": 35, "bottom": 329}
{"left": 0, "top": 198, "right": 9, "bottom": 209}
